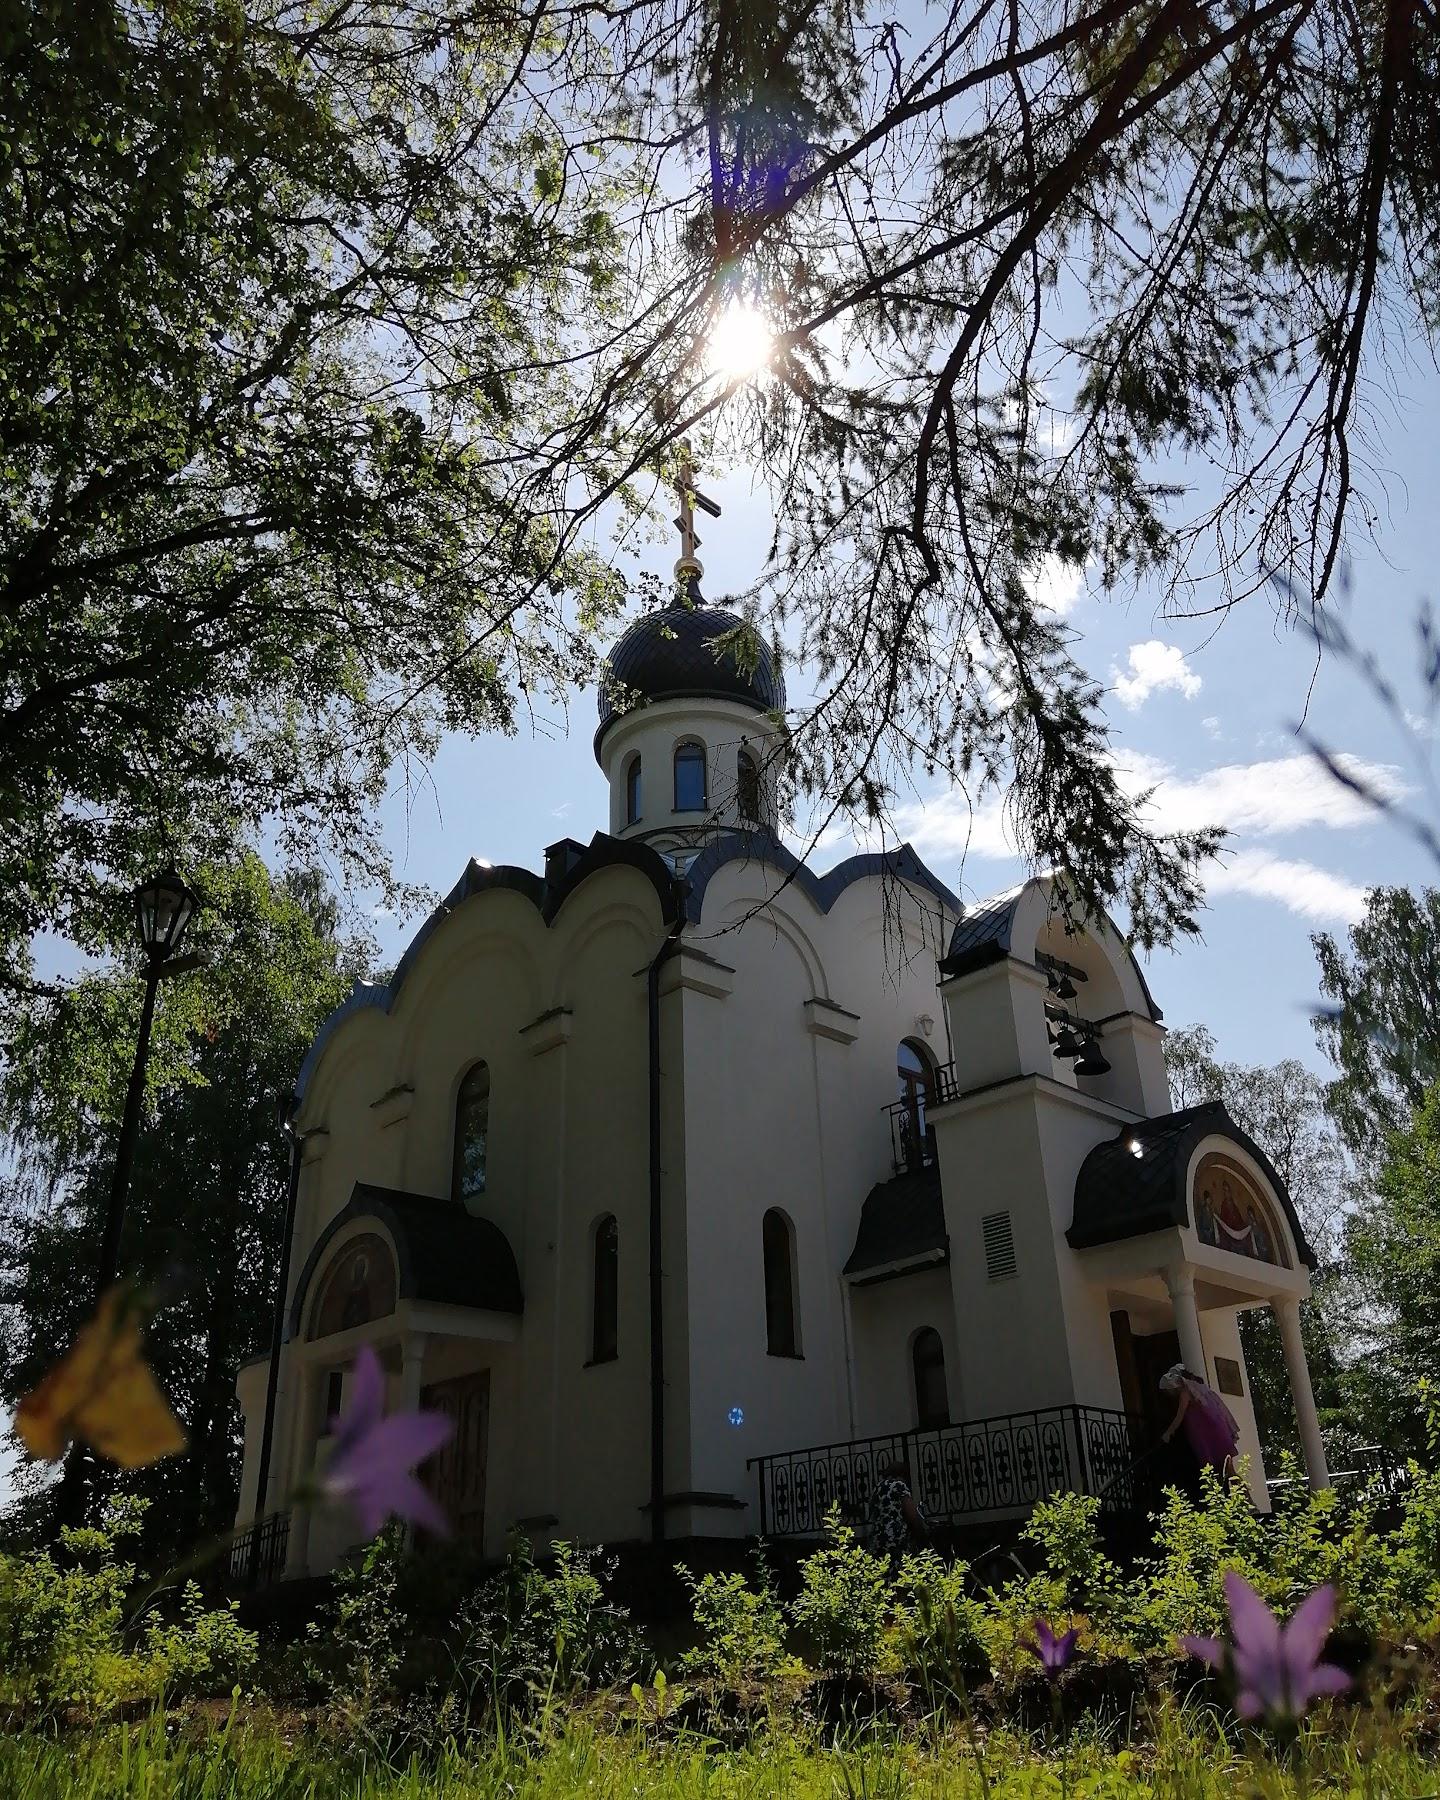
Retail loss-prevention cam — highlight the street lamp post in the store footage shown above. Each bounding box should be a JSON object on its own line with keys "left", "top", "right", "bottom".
{"left": 93, "top": 869, "right": 201, "bottom": 1305}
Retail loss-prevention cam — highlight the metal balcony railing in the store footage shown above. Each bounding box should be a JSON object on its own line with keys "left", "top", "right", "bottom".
{"left": 883, "top": 1063, "right": 960, "bottom": 1175}
{"left": 228, "top": 1511, "right": 291, "bottom": 1588}
{"left": 748, "top": 1404, "right": 1148, "bottom": 1538}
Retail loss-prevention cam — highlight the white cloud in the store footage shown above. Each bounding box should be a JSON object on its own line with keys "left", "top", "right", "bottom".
{"left": 1116, "top": 750, "right": 1406, "bottom": 837}
{"left": 1113, "top": 641, "right": 1202, "bottom": 709}
{"left": 1206, "top": 849, "right": 1368, "bottom": 924}
{"left": 1202, "top": 715, "right": 1223, "bottom": 739}
{"left": 1024, "top": 555, "right": 1087, "bottom": 617}
{"left": 890, "top": 748, "right": 1403, "bottom": 873}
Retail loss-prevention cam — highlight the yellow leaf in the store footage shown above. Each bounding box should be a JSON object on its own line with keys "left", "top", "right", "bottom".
{"left": 15, "top": 1285, "right": 186, "bottom": 1468}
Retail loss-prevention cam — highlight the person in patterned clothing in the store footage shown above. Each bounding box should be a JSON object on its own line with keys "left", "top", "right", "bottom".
{"left": 867, "top": 1455, "right": 928, "bottom": 1569}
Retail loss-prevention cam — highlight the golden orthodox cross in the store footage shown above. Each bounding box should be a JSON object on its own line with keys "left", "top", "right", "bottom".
{"left": 673, "top": 444, "right": 721, "bottom": 581}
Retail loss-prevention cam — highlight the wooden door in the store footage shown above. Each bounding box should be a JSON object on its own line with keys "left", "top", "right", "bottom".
{"left": 421, "top": 1370, "right": 490, "bottom": 1541}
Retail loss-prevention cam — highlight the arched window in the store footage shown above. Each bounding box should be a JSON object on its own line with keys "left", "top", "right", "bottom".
{"left": 737, "top": 747, "right": 763, "bottom": 824}
{"left": 763, "top": 1208, "right": 799, "bottom": 1356}
{"left": 452, "top": 1062, "right": 490, "bottom": 1203}
{"left": 673, "top": 740, "right": 707, "bottom": 812}
{"left": 590, "top": 1215, "right": 619, "bottom": 1362}
{"left": 897, "top": 1039, "right": 936, "bottom": 1171}
{"left": 912, "top": 1327, "right": 950, "bottom": 1429}
{"left": 625, "top": 755, "right": 642, "bottom": 825}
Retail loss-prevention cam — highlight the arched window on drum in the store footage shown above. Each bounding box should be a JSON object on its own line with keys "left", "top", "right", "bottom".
{"left": 624, "top": 755, "right": 642, "bottom": 825}
{"left": 673, "top": 740, "right": 708, "bottom": 812}
{"left": 736, "top": 747, "right": 763, "bottom": 824}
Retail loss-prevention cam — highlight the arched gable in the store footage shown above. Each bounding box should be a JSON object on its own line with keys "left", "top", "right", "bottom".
{"left": 1067, "top": 1103, "right": 1315, "bottom": 1269}
{"left": 683, "top": 828, "right": 960, "bottom": 927}
{"left": 940, "top": 875, "right": 1162, "bottom": 1023}
{"left": 294, "top": 833, "right": 682, "bottom": 1105}
{"left": 288, "top": 1183, "right": 524, "bottom": 1338}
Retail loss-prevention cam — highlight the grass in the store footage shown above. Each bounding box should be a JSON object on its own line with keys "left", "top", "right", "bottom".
{"left": 1, "top": 1712, "right": 1436, "bottom": 1800}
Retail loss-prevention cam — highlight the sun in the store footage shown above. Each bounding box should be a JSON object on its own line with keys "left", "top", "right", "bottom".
{"left": 708, "top": 303, "right": 775, "bottom": 380}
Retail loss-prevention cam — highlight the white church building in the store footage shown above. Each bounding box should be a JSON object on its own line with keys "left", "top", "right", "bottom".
{"left": 232, "top": 514, "right": 1333, "bottom": 1581}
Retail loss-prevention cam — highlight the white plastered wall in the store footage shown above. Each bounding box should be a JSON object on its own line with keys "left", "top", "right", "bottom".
{"left": 675, "top": 856, "right": 956, "bottom": 1526}
{"left": 240, "top": 863, "right": 674, "bottom": 1565}
{"left": 848, "top": 1268, "right": 960, "bottom": 1436}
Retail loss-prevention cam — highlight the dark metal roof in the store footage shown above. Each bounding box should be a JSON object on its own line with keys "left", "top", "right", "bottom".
{"left": 295, "top": 832, "right": 682, "bottom": 1102}
{"left": 288, "top": 1183, "right": 524, "bottom": 1337}
{"left": 844, "top": 1166, "right": 949, "bottom": 1279}
{"left": 939, "top": 879, "right": 1163, "bottom": 1021}
{"left": 682, "top": 827, "right": 961, "bottom": 925}
{"left": 1067, "top": 1103, "right": 1316, "bottom": 1268}
{"left": 594, "top": 603, "right": 786, "bottom": 757}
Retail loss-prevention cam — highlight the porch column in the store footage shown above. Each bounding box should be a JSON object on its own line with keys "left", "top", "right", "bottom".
{"left": 400, "top": 1332, "right": 429, "bottom": 1411}
{"left": 397, "top": 1333, "right": 432, "bottom": 1551}
{"left": 285, "top": 1360, "right": 321, "bottom": 1576}
{"left": 1274, "top": 1298, "right": 1330, "bottom": 1490}
{"left": 1164, "top": 1267, "right": 1207, "bottom": 1379}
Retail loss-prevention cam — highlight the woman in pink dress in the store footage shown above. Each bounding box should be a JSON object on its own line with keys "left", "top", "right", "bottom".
{"left": 1159, "top": 1364, "right": 1240, "bottom": 1494}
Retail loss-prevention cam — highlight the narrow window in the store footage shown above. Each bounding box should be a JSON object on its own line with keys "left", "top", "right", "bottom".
{"left": 763, "top": 1208, "right": 799, "bottom": 1356}
{"left": 591, "top": 1215, "right": 619, "bottom": 1363}
{"left": 452, "top": 1062, "right": 490, "bottom": 1202}
{"left": 625, "top": 755, "right": 642, "bottom": 825}
{"left": 737, "top": 747, "right": 762, "bottom": 823}
{"left": 673, "top": 740, "right": 707, "bottom": 811}
{"left": 912, "top": 1328, "right": 950, "bottom": 1429}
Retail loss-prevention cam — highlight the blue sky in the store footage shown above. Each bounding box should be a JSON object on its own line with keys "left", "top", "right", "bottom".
{"left": 361, "top": 379, "right": 1440, "bottom": 1083}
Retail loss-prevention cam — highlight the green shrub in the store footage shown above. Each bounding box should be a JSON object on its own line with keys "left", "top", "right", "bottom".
{"left": 1020, "top": 1492, "right": 1130, "bottom": 1629}
{"left": 143, "top": 1580, "right": 258, "bottom": 1699}
{"left": 789, "top": 1509, "right": 894, "bottom": 1679}
{"left": 0, "top": 1494, "right": 258, "bottom": 1718}
{"left": 891, "top": 1549, "right": 990, "bottom": 1693}
{"left": 451, "top": 1533, "right": 645, "bottom": 1719}
{"left": 311, "top": 1525, "right": 408, "bottom": 1728}
{"left": 678, "top": 1548, "right": 788, "bottom": 1690}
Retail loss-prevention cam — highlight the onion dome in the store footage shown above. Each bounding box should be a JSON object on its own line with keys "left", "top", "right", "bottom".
{"left": 594, "top": 603, "right": 786, "bottom": 758}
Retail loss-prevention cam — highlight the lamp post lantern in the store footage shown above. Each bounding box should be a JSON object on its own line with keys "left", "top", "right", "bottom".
{"left": 93, "top": 868, "right": 201, "bottom": 1304}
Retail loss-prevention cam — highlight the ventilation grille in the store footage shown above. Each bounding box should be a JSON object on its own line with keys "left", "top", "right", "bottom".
{"left": 982, "top": 1211, "right": 1018, "bottom": 1282}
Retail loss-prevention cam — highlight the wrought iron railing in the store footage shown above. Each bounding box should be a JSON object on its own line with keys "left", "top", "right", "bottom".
{"left": 884, "top": 1099, "right": 936, "bottom": 1173}
{"left": 228, "top": 1512, "right": 290, "bottom": 1588}
{"left": 748, "top": 1404, "right": 1147, "bottom": 1538}
{"left": 883, "top": 1064, "right": 960, "bottom": 1174}
{"left": 1267, "top": 1443, "right": 1413, "bottom": 1504}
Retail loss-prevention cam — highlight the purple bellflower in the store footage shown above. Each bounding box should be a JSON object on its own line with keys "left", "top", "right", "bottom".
{"left": 1025, "top": 1618, "right": 1080, "bottom": 1676}
{"left": 321, "top": 1345, "right": 453, "bottom": 1539}
{"left": 1182, "top": 1572, "right": 1350, "bottom": 1722}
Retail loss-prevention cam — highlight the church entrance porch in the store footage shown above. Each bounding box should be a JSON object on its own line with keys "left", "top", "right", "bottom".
{"left": 747, "top": 1402, "right": 1146, "bottom": 1540}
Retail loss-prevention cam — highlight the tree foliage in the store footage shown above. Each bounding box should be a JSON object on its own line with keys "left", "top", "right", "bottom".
{"left": 497, "top": 0, "right": 1435, "bottom": 940}
{"left": 1313, "top": 886, "right": 1440, "bottom": 1164}
{"left": 0, "top": 854, "right": 364, "bottom": 1551}
{"left": 0, "top": 0, "right": 629, "bottom": 986}
{"left": 14, "top": 0, "right": 1437, "bottom": 966}
{"left": 1343, "top": 1087, "right": 1440, "bottom": 1457}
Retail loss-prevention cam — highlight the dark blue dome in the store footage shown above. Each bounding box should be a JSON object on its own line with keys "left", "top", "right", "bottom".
{"left": 594, "top": 603, "right": 786, "bottom": 757}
